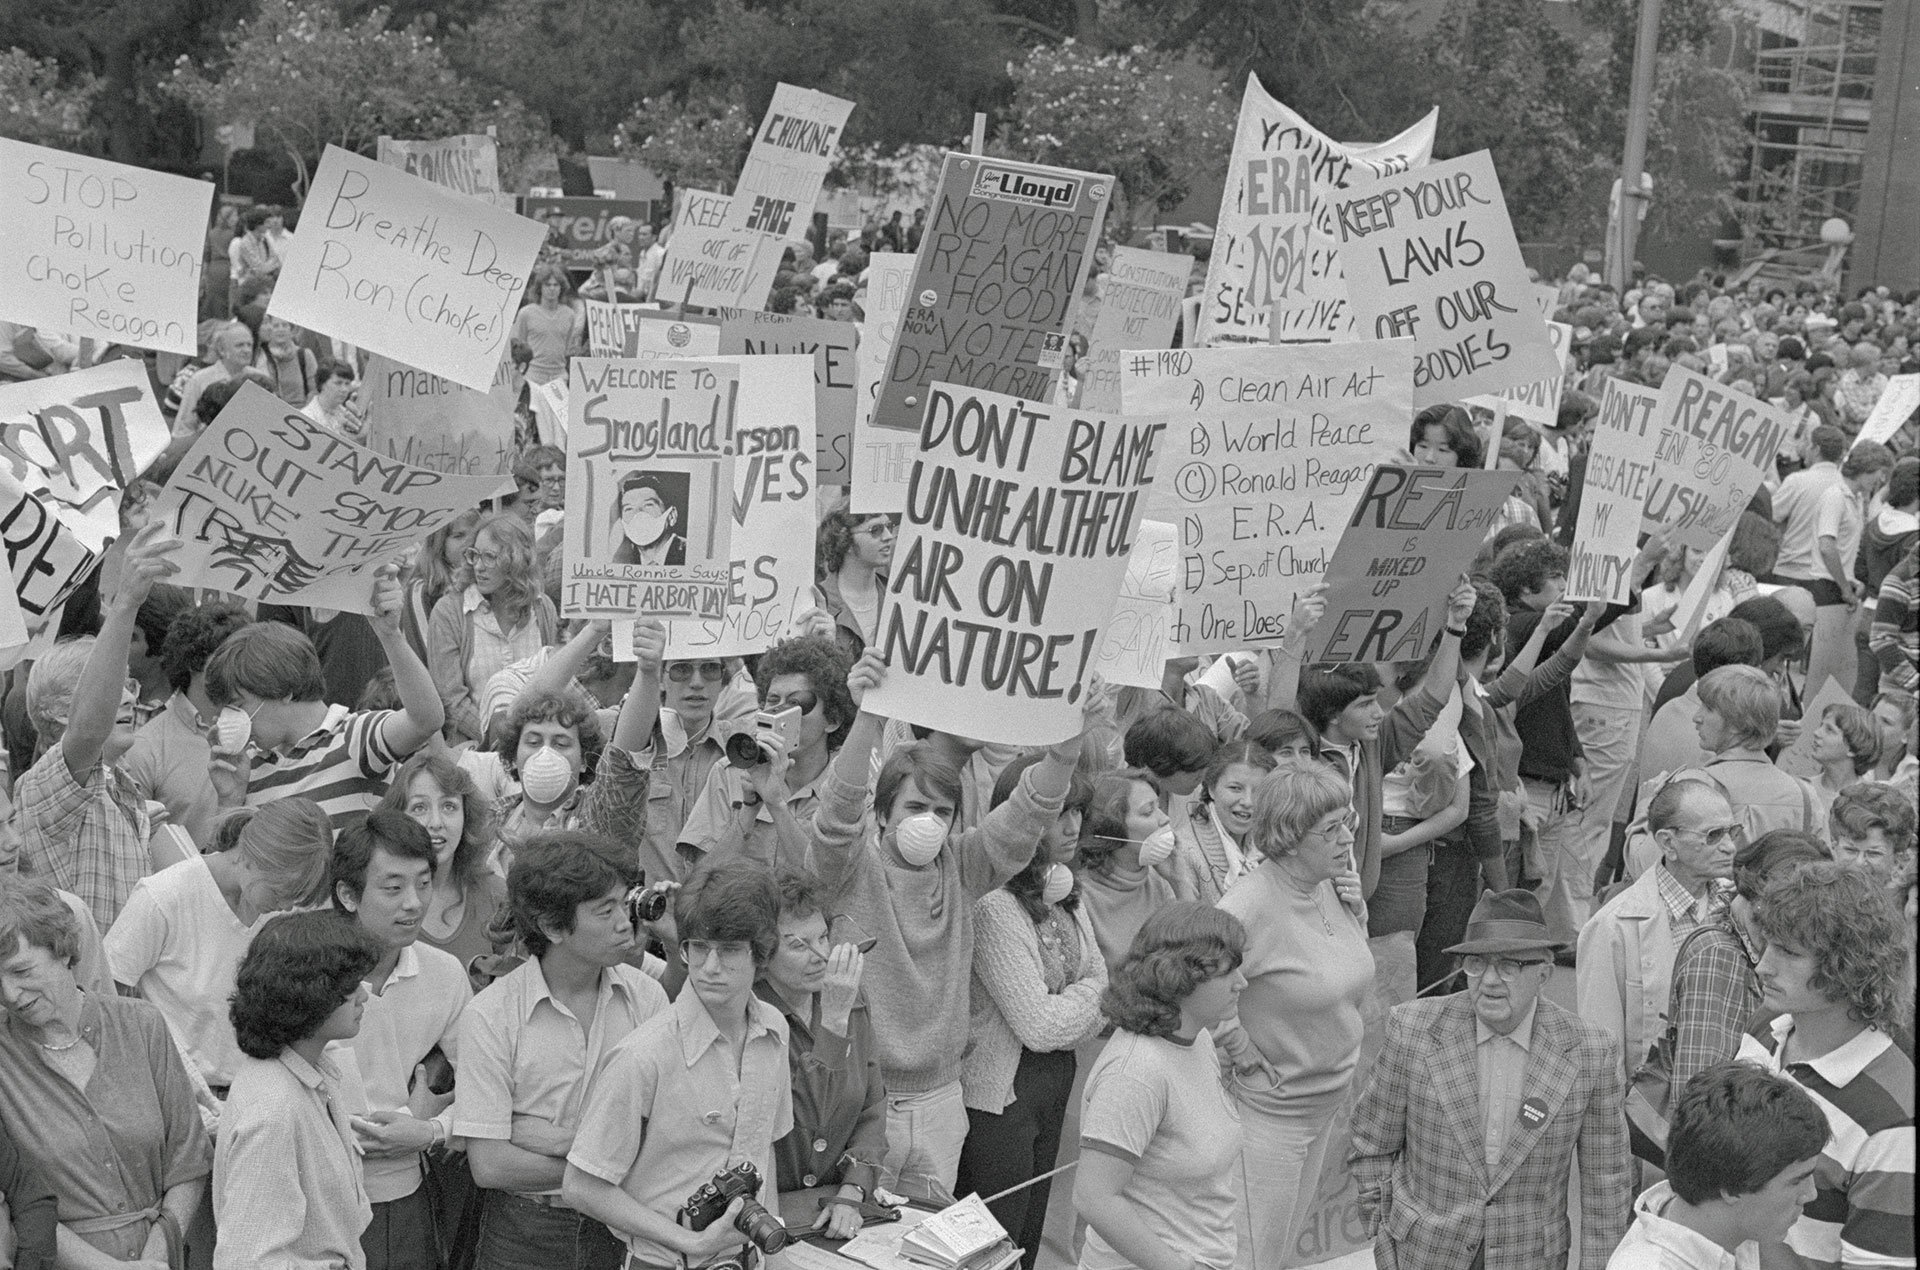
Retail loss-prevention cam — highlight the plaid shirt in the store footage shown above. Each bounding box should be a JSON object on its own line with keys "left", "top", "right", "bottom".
{"left": 15, "top": 743, "right": 151, "bottom": 931}
{"left": 1663, "top": 912, "right": 1763, "bottom": 1091}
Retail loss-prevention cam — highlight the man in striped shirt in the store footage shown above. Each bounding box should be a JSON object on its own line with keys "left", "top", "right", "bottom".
{"left": 205, "top": 563, "right": 444, "bottom": 832}
{"left": 1738, "top": 860, "right": 1914, "bottom": 1270}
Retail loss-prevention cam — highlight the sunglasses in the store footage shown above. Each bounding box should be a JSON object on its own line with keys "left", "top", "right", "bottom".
{"left": 666, "top": 661, "right": 727, "bottom": 683}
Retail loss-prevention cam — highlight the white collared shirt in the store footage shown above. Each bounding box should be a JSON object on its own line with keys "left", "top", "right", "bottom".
{"left": 1606, "top": 1181, "right": 1757, "bottom": 1269}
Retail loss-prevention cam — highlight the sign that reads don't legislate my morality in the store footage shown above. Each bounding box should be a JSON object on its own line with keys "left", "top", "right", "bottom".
{"left": 0, "top": 138, "right": 212, "bottom": 357}
{"left": 872, "top": 153, "right": 1112, "bottom": 437}
{"left": 270, "top": 145, "right": 546, "bottom": 392}
{"left": 1332, "top": 150, "right": 1559, "bottom": 409}
{"left": 563, "top": 358, "right": 736, "bottom": 620}
{"left": 860, "top": 384, "right": 1166, "bottom": 746}
{"left": 1641, "top": 364, "right": 1790, "bottom": 557}
{"left": 718, "top": 311, "right": 857, "bottom": 484}
{"left": 1078, "top": 247, "right": 1190, "bottom": 412}
{"left": 1566, "top": 378, "right": 1660, "bottom": 605}
{"left": 1198, "top": 77, "right": 1436, "bottom": 347}
{"left": 1306, "top": 466, "right": 1521, "bottom": 664}
{"left": 1122, "top": 340, "right": 1411, "bottom": 655}
{"left": 155, "top": 382, "right": 511, "bottom": 611}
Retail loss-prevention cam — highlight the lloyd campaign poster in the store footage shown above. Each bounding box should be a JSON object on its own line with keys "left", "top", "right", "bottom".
{"left": 562, "top": 358, "right": 735, "bottom": 620}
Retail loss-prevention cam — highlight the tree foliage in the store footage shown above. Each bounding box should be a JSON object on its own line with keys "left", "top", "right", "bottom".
{"left": 614, "top": 89, "right": 753, "bottom": 191}
{"left": 0, "top": 45, "right": 100, "bottom": 146}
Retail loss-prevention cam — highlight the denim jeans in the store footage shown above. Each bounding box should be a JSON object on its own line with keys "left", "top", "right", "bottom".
{"left": 474, "top": 1191, "right": 624, "bottom": 1270}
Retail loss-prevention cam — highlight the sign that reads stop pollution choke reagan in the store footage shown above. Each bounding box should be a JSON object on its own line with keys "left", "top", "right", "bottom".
{"left": 1639, "top": 364, "right": 1790, "bottom": 556}
{"left": 872, "top": 154, "right": 1112, "bottom": 435}
{"left": 562, "top": 358, "right": 736, "bottom": 620}
{"left": 1566, "top": 378, "right": 1661, "bottom": 604}
{"left": 860, "top": 384, "right": 1166, "bottom": 746}
{"left": 0, "top": 139, "right": 212, "bottom": 356}
{"left": 1332, "top": 150, "right": 1558, "bottom": 408}
{"left": 1122, "top": 341, "right": 1411, "bottom": 655}
{"left": 154, "top": 382, "right": 511, "bottom": 611}
{"left": 270, "top": 145, "right": 546, "bottom": 392}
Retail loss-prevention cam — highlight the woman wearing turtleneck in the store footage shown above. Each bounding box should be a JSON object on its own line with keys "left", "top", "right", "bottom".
{"left": 1074, "top": 770, "right": 1193, "bottom": 972}
{"left": 1213, "top": 760, "right": 1371, "bottom": 1270}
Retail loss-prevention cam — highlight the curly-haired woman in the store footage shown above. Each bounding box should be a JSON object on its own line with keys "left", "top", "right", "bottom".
{"left": 214, "top": 911, "right": 383, "bottom": 1270}
{"left": 429, "top": 512, "right": 558, "bottom": 744}
{"left": 1072, "top": 903, "right": 1247, "bottom": 1270}
{"left": 814, "top": 509, "right": 897, "bottom": 657}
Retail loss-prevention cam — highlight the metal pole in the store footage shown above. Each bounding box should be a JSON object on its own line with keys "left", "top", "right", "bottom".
{"left": 970, "top": 112, "right": 987, "bottom": 156}
{"left": 1612, "top": 0, "right": 1663, "bottom": 293}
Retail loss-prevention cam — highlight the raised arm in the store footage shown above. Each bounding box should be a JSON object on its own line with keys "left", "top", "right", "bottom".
{"left": 63, "top": 523, "right": 180, "bottom": 781}
{"left": 579, "top": 619, "right": 663, "bottom": 848}
{"left": 370, "top": 562, "right": 447, "bottom": 755}
{"left": 805, "top": 649, "right": 888, "bottom": 896}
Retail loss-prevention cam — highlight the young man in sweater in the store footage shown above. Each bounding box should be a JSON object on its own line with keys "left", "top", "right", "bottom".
{"left": 806, "top": 649, "right": 1082, "bottom": 1193}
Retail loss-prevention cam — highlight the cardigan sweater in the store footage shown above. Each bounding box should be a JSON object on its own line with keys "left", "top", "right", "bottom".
{"left": 961, "top": 889, "right": 1106, "bottom": 1113}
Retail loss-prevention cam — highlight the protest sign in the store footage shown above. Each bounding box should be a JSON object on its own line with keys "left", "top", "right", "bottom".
{"left": 376, "top": 134, "right": 504, "bottom": 203}
{"left": 1306, "top": 466, "right": 1522, "bottom": 663}
{"left": 0, "top": 138, "right": 212, "bottom": 356}
{"left": 1465, "top": 320, "right": 1572, "bottom": 430}
{"left": 1332, "top": 151, "right": 1561, "bottom": 407}
{"left": 1566, "top": 378, "right": 1660, "bottom": 604}
{"left": 718, "top": 311, "right": 857, "bottom": 483}
{"left": 1668, "top": 529, "right": 1731, "bottom": 647}
{"left": 529, "top": 378, "right": 567, "bottom": 447}
{"left": 860, "top": 383, "right": 1165, "bottom": 744}
{"left": 850, "top": 251, "right": 918, "bottom": 511}
{"left": 270, "top": 145, "right": 546, "bottom": 391}
{"left": 654, "top": 186, "right": 783, "bottom": 311}
{"left": 585, "top": 300, "right": 650, "bottom": 358}
{"left": 725, "top": 84, "right": 855, "bottom": 242}
{"left": 1079, "top": 247, "right": 1190, "bottom": 412}
{"left": 1089, "top": 518, "right": 1179, "bottom": 689}
{"left": 363, "top": 352, "right": 518, "bottom": 477}
{"left": 153, "top": 382, "right": 509, "bottom": 610}
{"left": 1857, "top": 373, "right": 1919, "bottom": 449}
{"left": 584, "top": 300, "right": 720, "bottom": 359}
{"left": 562, "top": 358, "right": 735, "bottom": 620}
{"left": 661, "top": 355, "right": 817, "bottom": 656}
{"left": 1196, "top": 77, "right": 1437, "bottom": 347}
{"left": 1776, "top": 677, "right": 1860, "bottom": 779}
{"left": 1122, "top": 340, "right": 1411, "bottom": 655}
{"left": 0, "top": 466, "right": 98, "bottom": 630}
{"left": 0, "top": 359, "right": 171, "bottom": 550}
{"left": 1641, "top": 364, "right": 1789, "bottom": 556}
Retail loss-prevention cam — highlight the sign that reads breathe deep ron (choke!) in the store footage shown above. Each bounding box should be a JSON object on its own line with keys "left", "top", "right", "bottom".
{"left": 1331, "top": 150, "right": 1559, "bottom": 408}
{"left": 860, "top": 383, "right": 1166, "bottom": 746}
{"left": 1122, "top": 341, "right": 1412, "bottom": 656}
{"left": 1641, "top": 364, "right": 1790, "bottom": 557}
{"left": 872, "top": 154, "right": 1112, "bottom": 436}
{"left": 0, "top": 138, "right": 212, "bottom": 356}
{"left": 154, "top": 382, "right": 511, "bottom": 611}
{"left": 270, "top": 145, "right": 546, "bottom": 392}
{"left": 562, "top": 358, "right": 736, "bottom": 620}
{"left": 1306, "top": 466, "right": 1521, "bottom": 664}
{"left": 1566, "top": 378, "right": 1661, "bottom": 604}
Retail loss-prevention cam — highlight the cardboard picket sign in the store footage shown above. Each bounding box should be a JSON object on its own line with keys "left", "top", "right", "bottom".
{"left": 861, "top": 383, "right": 1167, "bottom": 745}
{"left": 1089, "top": 518, "right": 1179, "bottom": 689}
{"left": 1641, "top": 364, "right": 1790, "bottom": 557}
{"left": 717, "top": 311, "right": 857, "bottom": 484}
{"left": 1667, "top": 529, "right": 1732, "bottom": 649}
{"left": 0, "top": 139, "right": 212, "bottom": 356}
{"left": 1856, "top": 373, "right": 1919, "bottom": 449}
{"left": 724, "top": 84, "right": 855, "bottom": 243}
{"left": 1197, "top": 77, "right": 1437, "bottom": 347}
{"left": 375, "top": 134, "right": 505, "bottom": 203}
{"left": 1566, "top": 378, "right": 1661, "bottom": 604}
{"left": 270, "top": 145, "right": 546, "bottom": 392}
{"left": 0, "top": 466, "right": 97, "bottom": 634}
{"left": 1079, "top": 247, "right": 1191, "bottom": 412}
{"left": 584, "top": 300, "right": 720, "bottom": 360}
{"left": 561, "top": 358, "right": 735, "bottom": 620}
{"left": 1331, "top": 151, "right": 1560, "bottom": 408}
{"left": 1121, "top": 340, "right": 1412, "bottom": 656}
{"left": 871, "top": 153, "right": 1112, "bottom": 441}
{"left": 654, "top": 186, "right": 784, "bottom": 312}
{"left": 849, "top": 251, "right": 919, "bottom": 513}
{"left": 153, "top": 382, "right": 509, "bottom": 610}
{"left": 362, "top": 351, "right": 518, "bottom": 477}
{"left": 0, "top": 359, "right": 172, "bottom": 551}
{"left": 1306, "top": 466, "right": 1523, "bottom": 663}
{"left": 1464, "top": 321, "right": 1572, "bottom": 430}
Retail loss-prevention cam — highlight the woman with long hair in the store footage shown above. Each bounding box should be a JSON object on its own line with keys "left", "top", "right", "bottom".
{"left": 402, "top": 508, "right": 480, "bottom": 661}
{"left": 1868, "top": 691, "right": 1917, "bottom": 787}
{"left": 1172, "top": 741, "right": 1276, "bottom": 904}
{"left": 1075, "top": 769, "right": 1186, "bottom": 972}
{"left": 427, "top": 512, "right": 558, "bottom": 744}
{"left": 509, "top": 269, "right": 583, "bottom": 386}
{"left": 381, "top": 749, "right": 512, "bottom": 984}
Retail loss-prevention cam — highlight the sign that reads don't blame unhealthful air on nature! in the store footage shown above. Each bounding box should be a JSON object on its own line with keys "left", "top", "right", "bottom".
{"left": 1566, "top": 378, "right": 1660, "bottom": 604}
{"left": 1198, "top": 78, "right": 1437, "bottom": 347}
{"left": 1641, "top": 364, "right": 1790, "bottom": 557}
{"left": 1122, "top": 342, "right": 1411, "bottom": 655}
{"left": 872, "top": 153, "right": 1112, "bottom": 437}
{"left": 270, "top": 145, "right": 546, "bottom": 392}
{"left": 562, "top": 358, "right": 736, "bottom": 621}
{"left": 1332, "top": 150, "right": 1559, "bottom": 409}
{"left": 154, "top": 382, "right": 511, "bottom": 611}
{"left": 0, "top": 139, "right": 212, "bottom": 356}
{"left": 1306, "top": 466, "right": 1522, "bottom": 664}
{"left": 860, "top": 384, "right": 1166, "bottom": 746}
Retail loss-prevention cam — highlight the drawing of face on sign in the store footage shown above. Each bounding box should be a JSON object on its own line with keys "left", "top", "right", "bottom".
{"left": 612, "top": 470, "right": 688, "bottom": 566}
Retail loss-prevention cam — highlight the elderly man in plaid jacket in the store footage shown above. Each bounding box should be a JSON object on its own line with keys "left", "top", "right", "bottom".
{"left": 1349, "top": 889, "right": 1632, "bottom": 1270}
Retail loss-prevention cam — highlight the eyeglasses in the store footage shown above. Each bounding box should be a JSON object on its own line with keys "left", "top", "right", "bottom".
{"left": 854, "top": 521, "right": 896, "bottom": 539}
{"left": 680, "top": 940, "right": 753, "bottom": 967}
{"left": 1310, "top": 813, "right": 1359, "bottom": 841}
{"left": 1667, "top": 824, "right": 1742, "bottom": 848}
{"left": 1462, "top": 955, "right": 1550, "bottom": 979}
{"left": 763, "top": 690, "right": 819, "bottom": 714}
{"left": 464, "top": 548, "right": 503, "bottom": 568}
{"left": 666, "top": 661, "right": 727, "bottom": 683}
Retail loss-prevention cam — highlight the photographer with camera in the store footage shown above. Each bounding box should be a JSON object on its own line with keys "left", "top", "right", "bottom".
{"left": 563, "top": 859, "right": 794, "bottom": 1270}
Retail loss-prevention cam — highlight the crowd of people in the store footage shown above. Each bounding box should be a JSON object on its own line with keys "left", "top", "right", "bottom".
{"left": 0, "top": 186, "right": 1916, "bottom": 1270}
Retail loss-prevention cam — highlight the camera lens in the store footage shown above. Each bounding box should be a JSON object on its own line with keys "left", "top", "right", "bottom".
{"left": 734, "top": 1200, "right": 790, "bottom": 1253}
{"left": 725, "top": 731, "right": 766, "bottom": 766}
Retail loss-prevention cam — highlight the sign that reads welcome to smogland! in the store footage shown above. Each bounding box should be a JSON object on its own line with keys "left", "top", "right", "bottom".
{"left": 869, "top": 153, "right": 1111, "bottom": 467}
